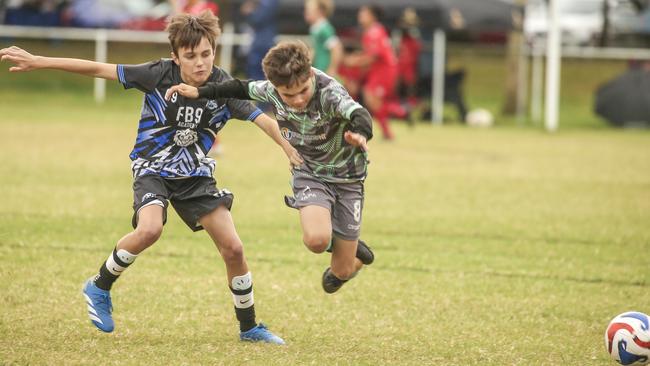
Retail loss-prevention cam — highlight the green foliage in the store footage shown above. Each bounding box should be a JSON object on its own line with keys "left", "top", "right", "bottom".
{"left": 0, "top": 41, "right": 648, "bottom": 365}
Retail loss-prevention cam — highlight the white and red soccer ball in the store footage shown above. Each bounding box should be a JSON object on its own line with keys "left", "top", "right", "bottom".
{"left": 605, "top": 311, "right": 650, "bottom": 365}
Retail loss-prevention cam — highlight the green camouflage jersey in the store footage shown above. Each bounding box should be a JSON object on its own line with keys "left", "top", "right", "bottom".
{"left": 310, "top": 19, "right": 338, "bottom": 72}
{"left": 248, "top": 69, "right": 369, "bottom": 183}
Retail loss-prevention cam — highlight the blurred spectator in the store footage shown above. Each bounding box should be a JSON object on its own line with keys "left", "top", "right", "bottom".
{"left": 170, "top": 0, "right": 218, "bottom": 16}
{"left": 4, "top": 0, "right": 65, "bottom": 26}
{"left": 394, "top": 7, "right": 422, "bottom": 109}
{"left": 343, "top": 4, "right": 399, "bottom": 140}
{"left": 240, "top": 0, "right": 278, "bottom": 80}
{"left": 304, "top": 0, "right": 342, "bottom": 77}
{"left": 65, "top": 0, "right": 158, "bottom": 28}
{"left": 120, "top": 1, "right": 219, "bottom": 36}
{"left": 419, "top": 6, "right": 469, "bottom": 123}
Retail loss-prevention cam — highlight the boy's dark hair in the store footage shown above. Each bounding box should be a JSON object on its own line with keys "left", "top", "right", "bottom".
{"left": 166, "top": 10, "right": 221, "bottom": 56}
{"left": 262, "top": 41, "right": 312, "bottom": 88}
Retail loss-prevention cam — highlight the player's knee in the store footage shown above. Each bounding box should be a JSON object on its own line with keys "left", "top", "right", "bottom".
{"left": 220, "top": 240, "right": 244, "bottom": 263}
{"left": 302, "top": 232, "right": 330, "bottom": 253}
{"left": 135, "top": 224, "right": 163, "bottom": 246}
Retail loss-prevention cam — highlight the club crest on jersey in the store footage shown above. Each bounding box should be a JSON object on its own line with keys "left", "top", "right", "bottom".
{"left": 276, "top": 107, "right": 288, "bottom": 118}
{"left": 206, "top": 100, "right": 218, "bottom": 110}
{"left": 280, "top": 127, "right": 294, "bottom": 141}
{"left": 174, "top": 129, "right": 198, "bottom": 147}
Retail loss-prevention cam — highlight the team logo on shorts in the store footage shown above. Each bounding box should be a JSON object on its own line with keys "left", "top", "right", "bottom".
{"left": 297, "top": 186, "right": 316, "bottom": 201}
{"left": 142, "top": 193, "right": 156, "bottom": 202}
{"left": 174, "top": 129, "right": 198, "bottom": 147}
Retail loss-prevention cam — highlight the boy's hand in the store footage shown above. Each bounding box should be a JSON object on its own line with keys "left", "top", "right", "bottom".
{"left": 283, "top": 144, "right": 304, "bottom": 169}
{"left": 165, "top": 83, "right": 199, "bottom": 100}
{"left": 0, "top": 46, "right": 39, "bottom": 72}
{"left": 344, "top": 131, "right": 369, "bottom": 152}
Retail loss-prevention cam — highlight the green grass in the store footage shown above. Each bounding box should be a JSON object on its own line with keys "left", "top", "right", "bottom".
{"left": 1, "top": 42, "right": 649, "bottom": 365}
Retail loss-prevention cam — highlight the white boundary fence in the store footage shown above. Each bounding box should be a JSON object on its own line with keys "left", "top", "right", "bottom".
{"left": 3, "top": 23, "right": 650, "bottom": 129}
{"left": 0, "top": 24, "right": 447, "bottom": 124}
{"left": 0, "top": 23, "right": 309, "bottom": 103}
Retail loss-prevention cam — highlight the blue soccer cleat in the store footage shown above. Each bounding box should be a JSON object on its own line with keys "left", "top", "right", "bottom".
{"left": 82, "top": 277, "right": 114, "bottom": 333}
{"left": 240, "top": 323, "right": 285, "bottom": 345}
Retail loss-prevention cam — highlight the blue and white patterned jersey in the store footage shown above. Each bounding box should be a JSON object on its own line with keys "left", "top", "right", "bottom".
{"left": 117, "top": 59, "right": 262, "bottom": 178}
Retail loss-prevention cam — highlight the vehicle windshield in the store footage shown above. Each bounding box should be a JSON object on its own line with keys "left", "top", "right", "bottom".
{"left": 560, "top": 0, "right": 604, "bottom": 14}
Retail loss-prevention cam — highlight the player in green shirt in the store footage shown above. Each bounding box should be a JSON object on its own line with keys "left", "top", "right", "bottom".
{"left": 304, "top": 0, "right": 343, "bottom": 77}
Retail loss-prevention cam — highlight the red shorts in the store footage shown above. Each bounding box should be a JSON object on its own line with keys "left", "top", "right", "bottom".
{"left": 364, "top": 70, "right": 397, "bottom": 99}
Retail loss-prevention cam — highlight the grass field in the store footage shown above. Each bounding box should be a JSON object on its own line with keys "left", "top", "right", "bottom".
{"left": 1, "top": 42, "right": 649, "bottom": 365}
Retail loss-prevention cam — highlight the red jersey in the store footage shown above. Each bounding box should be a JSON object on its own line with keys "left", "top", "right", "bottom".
{"left": 362, "top": 23, "right": 397, "bottom": 78}
{"left": 397, "top": 34, "right": 421, "bottom": 85}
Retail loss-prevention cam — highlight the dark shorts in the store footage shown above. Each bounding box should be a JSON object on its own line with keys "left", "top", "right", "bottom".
{"left": 284, "top": 174, "right": 364, "bottom": 241}
{"left": 132, "top": 175, "right": 233, "bottom": 232}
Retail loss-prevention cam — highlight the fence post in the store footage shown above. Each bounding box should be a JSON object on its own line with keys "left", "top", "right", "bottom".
{"left": 545, "top": 0, "right": 561, "bottom": 132}
{"left": 220, "top": 23, "right": 235, "bottom": 74}
{"left": 94, "top": 29, "right": 107, "bottom": 104}
{"left": 516, "top": 35, "right": 529, "bottom": 125}
{"left": 432, "top": 29, "right": 445, "bottom": 125}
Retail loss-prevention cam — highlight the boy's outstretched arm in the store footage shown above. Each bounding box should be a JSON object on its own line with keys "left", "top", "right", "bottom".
{"left": 0, "top": 46, "right": 117, "bottom": 80}
{"left": 164, "top": 81, "right": 303, "bottom": 167}
{"left": 252, "top": 113, "right": 304, "bottom": 168}
{"left": 165, "top": 79, "right": 251, "bottom": 101}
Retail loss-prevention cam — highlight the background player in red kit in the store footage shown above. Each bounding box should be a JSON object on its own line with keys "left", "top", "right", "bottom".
{"left": 344, "top": 4, "right": 398, "bottom": 140}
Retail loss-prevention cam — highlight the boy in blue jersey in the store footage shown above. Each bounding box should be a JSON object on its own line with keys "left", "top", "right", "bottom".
{"left": 166, "top": 41, "right": 375, "bottom": 294}
{"left": 0, "top": 11, "right": 299, "bottom": 344}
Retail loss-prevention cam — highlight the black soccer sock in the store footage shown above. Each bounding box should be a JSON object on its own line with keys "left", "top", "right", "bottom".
{"left": 94, "top": 247, "right": 137, "bottom": 291}
{"left": 234, "top": 304, "right": 257, "bottom": 333}
{"left": 230, "top": 272, "right": 256, "bottom": 332}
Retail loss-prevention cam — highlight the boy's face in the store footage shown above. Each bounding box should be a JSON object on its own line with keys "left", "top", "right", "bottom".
{"left": 275, "top": 72, "right": 315, "bottom": 111}
{"left": 172, "top": 37, "right": 215, "bottom": 87}
{"left": 358, "top": 6, "right": 374, "bottom": 28}
{"left": 304, "top": 1, "right": 319, "bottom": 24}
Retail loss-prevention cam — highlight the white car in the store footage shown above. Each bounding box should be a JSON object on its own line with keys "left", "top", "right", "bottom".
{"left": 524, "top": 0, "right": 606, "bottom": 45}
{"left": 525, "top": 0, "right": 646, "bottom": 46}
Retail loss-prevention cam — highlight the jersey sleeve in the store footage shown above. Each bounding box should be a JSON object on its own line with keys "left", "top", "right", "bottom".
{"left": 215, "top": 71, "right": 263, "bottom": 122}
{"left": 225, "top": 98, "right": 263, "bottom": 122}
{"left": 323, "top": 24, "right": 339, "bottom": 50}
{"left": 117, "top": 60, "right": 167, "bottom": 93}
{"left": 321, "top": 81, "right": 363, "bottom": 120}
{"left": 246, "top": 80, "right": 276, "bottom": 104}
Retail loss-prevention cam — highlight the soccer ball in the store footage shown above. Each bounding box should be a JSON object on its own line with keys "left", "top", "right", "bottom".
{"left": 605, "top": 311, "right": 650, "bottom": 365}
{"left": 465, "top": 108, "right": 494, "bottom": 127}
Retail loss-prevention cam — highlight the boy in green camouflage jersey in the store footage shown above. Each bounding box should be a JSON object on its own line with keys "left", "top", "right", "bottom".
{"left": 166, "top": 41, "right": 375, "bottom": 293}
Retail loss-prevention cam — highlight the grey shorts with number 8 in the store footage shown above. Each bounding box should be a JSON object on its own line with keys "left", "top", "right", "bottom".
{"left": 284, "top": 173, "right": 364, "bottom": 241}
